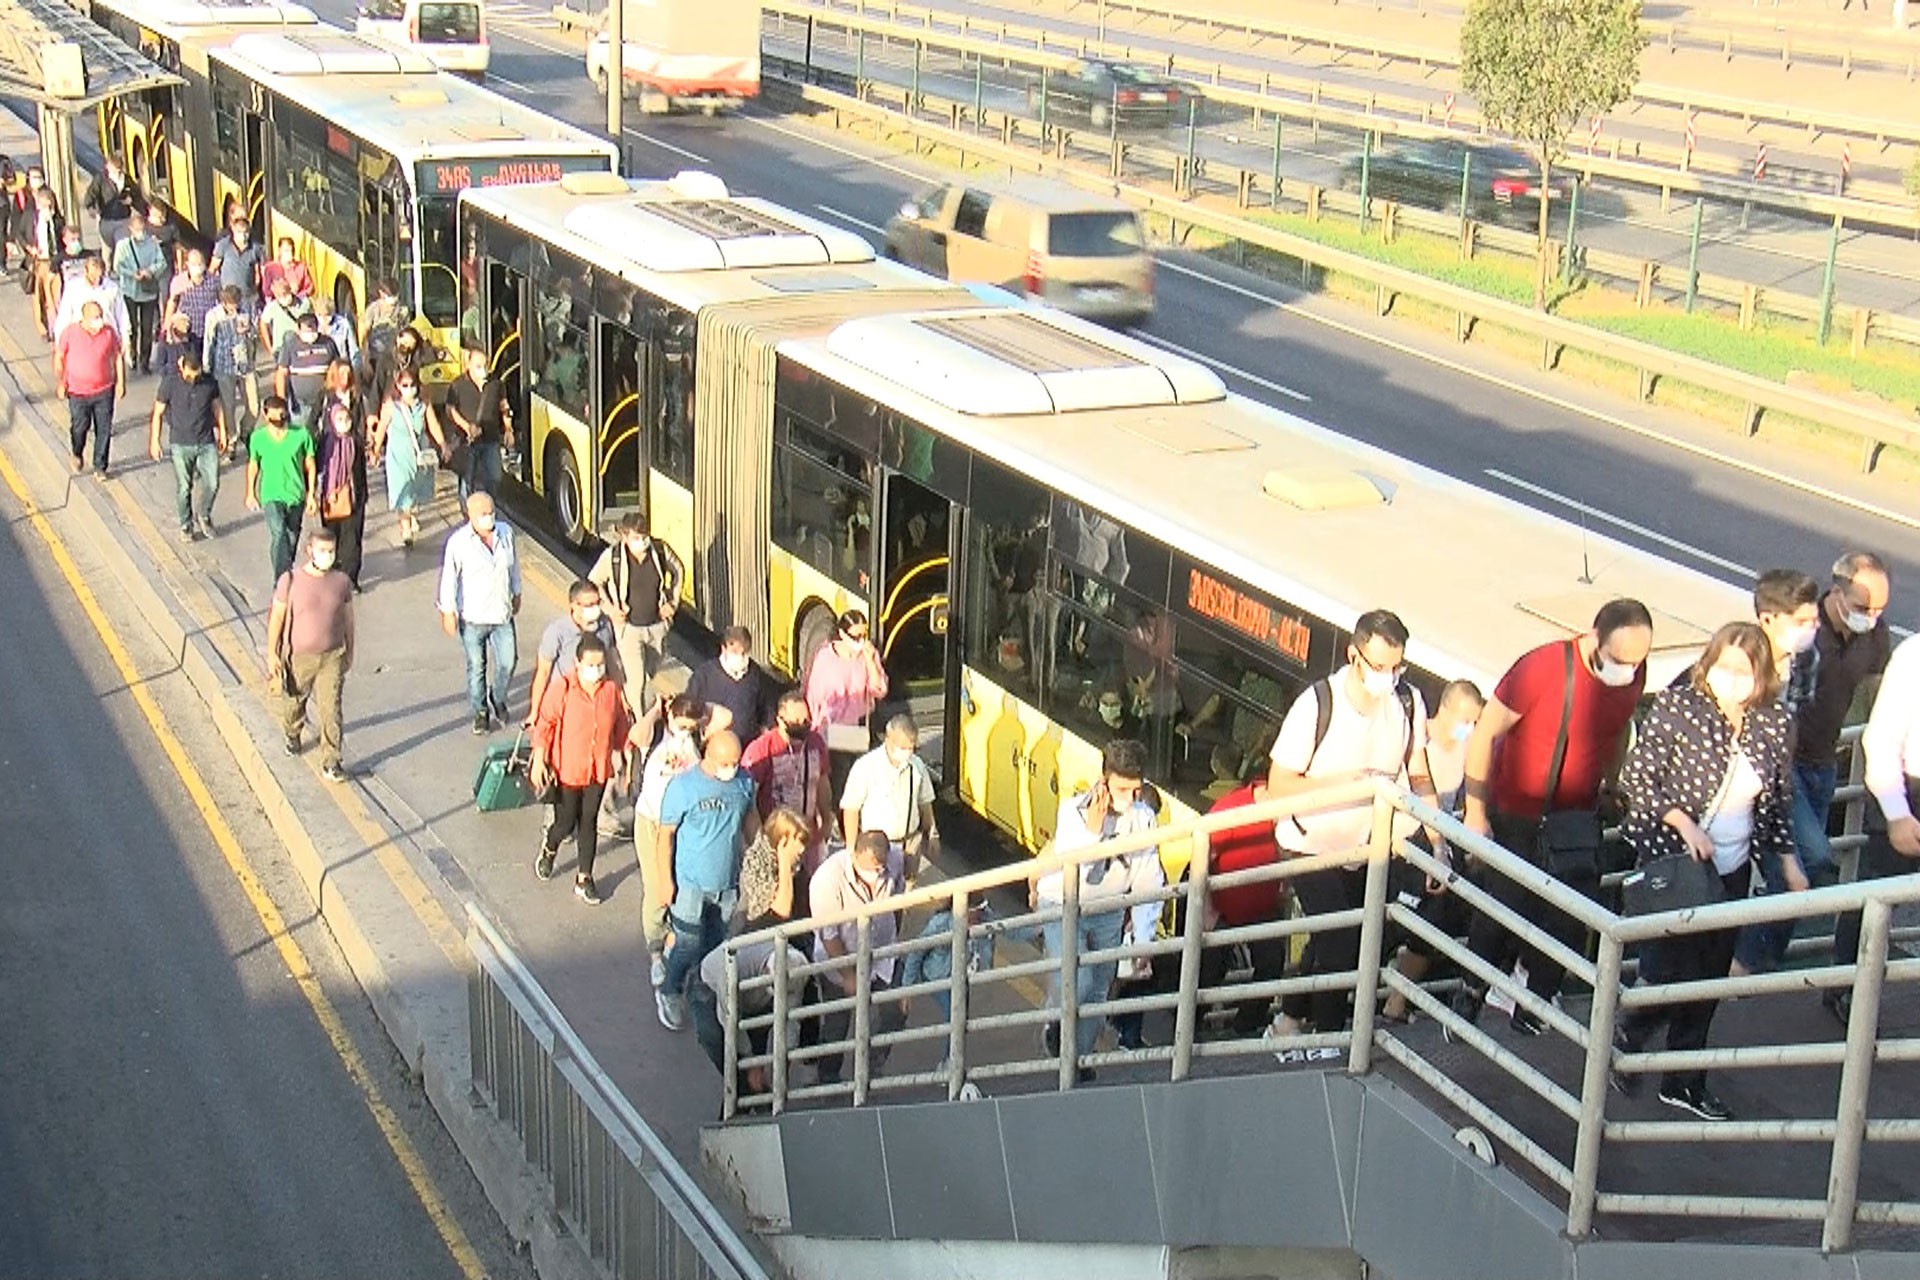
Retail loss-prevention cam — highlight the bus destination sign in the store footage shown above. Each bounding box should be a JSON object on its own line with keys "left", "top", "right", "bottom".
{"left": 1184, "top": 566, "right": 1314, "bottom": 668}
{"left": 419, "top": 158, "right": 589, "bottom": 195}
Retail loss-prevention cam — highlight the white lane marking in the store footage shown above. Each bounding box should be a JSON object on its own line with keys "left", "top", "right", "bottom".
{"left": 1154, "top": 257, "right": 1920, "bottom": 535}
{"left": 742, "top": 113, "right": 933, "bottom": 182}
{"left": 814, "top": 203, "right": 886, "bottom": 233}
{"left": 1127, "top": 327, "right": 1311, "bottom": 402}
{"left": 1485, "top": 469, "right": 1760, "bottom": 579}
{"left": 625, "top": 130, "right": 710, "bottom": 164}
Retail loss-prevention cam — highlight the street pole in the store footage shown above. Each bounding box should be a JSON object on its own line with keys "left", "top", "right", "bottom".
{"left": 1562, "top": 179, "right": 1581, "bottom": 285}
{"left": 911, "top": 39, "right": 921, "bottom": 114}
{"left": 1457, "top": 150, "right": 1472, "bottom": 245}
{"left": 1184, "top": 95, "right": 1198, "bottom": 195}
{"left": 1818, "top": 213, "right": 1843, "bottom": 346}
{"left": 1684, "top": 197, "right": 1703, "bottom": 314}
{"left": 605, "top": 0, "right": 624, "bottom": 143}
{"left": 1270, "top": 114, "right": 1282, "bottom": 210}
{"left": 1359, "top": 129, "right": 1373, "bottom": 233}
{"left": 974, "top": 60, "right": 984, "bottom": 133}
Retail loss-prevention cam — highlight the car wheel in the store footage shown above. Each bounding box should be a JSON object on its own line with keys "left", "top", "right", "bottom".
{"left": 593, "top": 68, "right": 609, "bottom": 95}
{"left": 545, "top": 440, "right": 586, "bottom": 547}
{"left": 1090, "top": 101, "right": 1111, "bottom": 129}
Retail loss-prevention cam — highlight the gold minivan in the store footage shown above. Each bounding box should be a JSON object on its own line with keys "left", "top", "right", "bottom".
{"left": 882, "top": 179, "right": 1154, "bottom": 326}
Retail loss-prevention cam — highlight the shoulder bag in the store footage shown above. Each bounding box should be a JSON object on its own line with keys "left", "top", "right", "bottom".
{"left": 1623, "top": 740, "right": 1738, "bottom": 915}
{"left": 1535, "top": 642, "right": 1604, "bottom": 883}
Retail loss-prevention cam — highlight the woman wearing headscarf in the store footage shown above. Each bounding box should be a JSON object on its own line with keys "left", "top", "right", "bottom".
{"left": 313, "top": 393, "right": 370, "bottom": 591}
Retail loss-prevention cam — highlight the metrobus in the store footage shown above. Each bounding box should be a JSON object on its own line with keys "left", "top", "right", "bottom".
{"left": 87, "top": 1, "right": 617, "bottom": 377}
{"left": 459, "top": 174, "right": 1748, "bottom": 858}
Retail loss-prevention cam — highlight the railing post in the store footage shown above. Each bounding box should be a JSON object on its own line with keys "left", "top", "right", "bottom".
{"left": 1816, "top": 213, "right": 1841, "bottom": 347}
{"left": 1346, "top": 789, "right": 1395, "bottom": 1076}
{"left": 855, "top": 28, "right": 866, "bottom": 95}
{"left": 1684, "top": 197, "right": 1703, "bottom": 314}
{"left": 1058, "top": 869, "right": 1081, "bottom": 1091}
{"left": 1823, "top": 897, "right": 1891, "bottom": 1253}
{"left": 1269, "top": 114, "right": 1282, "bottom": 210}
{"left": 1566, "top": 932, "right": 1623, "bottom": 1239}
{"left": 911, "top": 39, "right": 922, "bottom": 113}
{"left": 1171, "top": 832, "right": 1211, "bottom": 1082}
{"left": 947, "top": 888, "right": 970, "bottom": 1100}
{"left": 1456, "top": 149, "right": 1471, "bottom": 247}
{"left": 1183, "top": 95, "right": 1199, "bottom": 195}
{"left": 724, "top": 945, "right": 743, "bottom": 1120}
{"left": 974, "top": 58, "right": 984, "bottom": 132}
{"left": 770, "top": 939, "right": 791, "bottom": 1115}
{"left": 853, "top": 915, "right": 874, "bottom": 1107}
{"left": 1358, "top": 129, "right": 1373, "bottom": 233}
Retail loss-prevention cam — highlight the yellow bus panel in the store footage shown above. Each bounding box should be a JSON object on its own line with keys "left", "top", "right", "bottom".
{"left": 766, "top": 545, "right": 866, "bottom": 679}
{"left": 648, "top": 470, "right": 696, "bottom": 612}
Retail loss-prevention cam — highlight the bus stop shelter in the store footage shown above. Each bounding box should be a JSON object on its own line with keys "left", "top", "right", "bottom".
{"left": 0, "top": 0, "right": 178, "bottom": 229}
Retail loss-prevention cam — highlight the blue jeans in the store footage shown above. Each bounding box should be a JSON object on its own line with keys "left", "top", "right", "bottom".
{"left": 460, "top": 441, "right": 502, "bottom": 504}
{"left": 1734, "top": 762, "right": 1838, "bottom": 974}
{"left": 263, "top": 500, "right": 303, "bottom": 582}
{"left": 458, "top": 620, "right": 517, "bottom": 717}
{"left": 170, "top": 443, "right": 219, "bottom": 530}
{"left": 1042, "top": 909, "right": 1126, "bottom": 1061}
{"left": 664, "top": 899, "right": 728, "bottom": 998}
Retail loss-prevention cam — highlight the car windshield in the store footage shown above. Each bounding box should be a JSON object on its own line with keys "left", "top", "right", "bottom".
{"left": 417, "top": 1, "right": 481, "bottom": 42}
{"left": 1046, "top": 212, "right": 1144, "bottom": 258}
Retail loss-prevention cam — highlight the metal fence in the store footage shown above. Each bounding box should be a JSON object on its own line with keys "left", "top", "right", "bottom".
{"left": 719, "top": 729, "right": 1920, "bottom": 1252}
{"left": 467, "top": 907, "right": 774, "bottom": 1280}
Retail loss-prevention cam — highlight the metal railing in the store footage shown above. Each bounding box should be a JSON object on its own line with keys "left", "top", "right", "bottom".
{"left": 718, "top": 729, "right": 1919, "bottom": 1250}
{"left": 467, "top": 907, "right": 774, "bottom": 1280}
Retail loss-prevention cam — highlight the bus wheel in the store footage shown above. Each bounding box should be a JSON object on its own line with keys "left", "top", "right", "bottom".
{"left": 545, "top": 440, "right": 586, "bottom": 547}
{"left": 334, "top": 278, "right": 358, "bottom": 334}
{"left": 795, "top": 604, "right": 838, "bottom": 683}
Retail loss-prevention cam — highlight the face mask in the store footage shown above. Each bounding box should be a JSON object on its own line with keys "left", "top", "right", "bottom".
{"left": 1845, "top": 610, "right": 1877, "bottom": 635}
{"left": 1593, "top": 655, "right": 1638, "bottom": 688}
{"left": 721, "top": 653, "right": 749, "bottom": 678}
{"left": 578, "top": 663, "right": 605, "bottom": 685}
{"left": 715, "top": 765, "right": 739, "bottom": 782}
{"left": 886, "top": 749, "right": 912, "bottom": 770}
{"left": 400, "top": 386, "right": 418, "bottom": 400}
{"left": 1358, "top": 665, "right": 1399, "bottom": 697}
{"left": 782, "top": 717, "right": 810, "bottom": 737}
{"left": 471, "top": 514, "right": 496, "bottom": 533}
{"left": 233, "top": 230, "right": 249, "bottom": 245}
{"left": 857, "top": 863, "right": 884, "bottom": 888}
{"left": 577, "top": 605, "right": 602, "bottom": 626}
{"left": 1706, "top": 668, "right": 1754, "bottom": 707}
{"left": 312, "top": 550, "right": 337, "bottom": 571}
{"left": 1098, "top": 700, "right": 1124, "bottom": 728}
{"left": 627, "top": 537, "right": 650, "bottom": 555}
{"left": 1782, "top": 622, "right": 1818, "bottom": 655}
{"left": 81, "top": 319, "right": 102, "bottom": 334}
{"left": 1451, "top": 722, "right": 1474, "bottom": 745}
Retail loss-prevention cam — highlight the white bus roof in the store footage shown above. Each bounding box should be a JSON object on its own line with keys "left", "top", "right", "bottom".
{"left": 93, "top": 0, "right": 317, "bottom": 34}
{"left": 225, "top": 28, "right": 436, "bottom": 74}
{"left": 462, "top": 176, "right": 968, "bottom": 307}
{"left": 784, "top": 306, "right": 1748, "bottom": 690}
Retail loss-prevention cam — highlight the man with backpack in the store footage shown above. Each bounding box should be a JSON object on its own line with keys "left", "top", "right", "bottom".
{"left": 588, "top": 511, "right": 684, "bottom": 715}
{"left": 1266, "top": 609, "right": 1437, "bottom": 1040}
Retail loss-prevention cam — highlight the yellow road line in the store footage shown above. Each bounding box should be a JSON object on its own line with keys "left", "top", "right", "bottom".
{"left": 0, "top": 445, "right": 490, "bottom": 1280}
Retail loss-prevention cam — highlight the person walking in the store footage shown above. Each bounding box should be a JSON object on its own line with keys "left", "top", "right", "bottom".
{"left": 260, "top": 236, "right": 313, "bottom": 302}
{"left": 443, "top": 346, "right": 513, "bottom": 502}
{"left": 1829, "top": 628, "right": 1920, "bottom": 1027}
{"left": 209, "top": 213, "right": 263, "bottom": 302}
{"left": 839, "top": 713, "right": 940, "bottom": 882}
{"left": 634, "top": 695, "right": 707, "bottom": 987}
{"left": 370, "top": 372, "right": 444, "bottom": 547}
{"left": 53, "top": 300, "right": 124, "bottom": 478}
{"left": 82, "top": 158, "right": 143, "bottom": 256}
{"left": 1615, "top": 622, "right": 1802, "bottom": 1122}
{"left": 531, "top": 634, "right": 635, "bottom": 906}
{"left": 203, "top": 285, "right": 259, "bottom": 462}
{"left": 111, "top": 211, "right": 166, "bottom": 375}
{"left": 165, "top": 249, "right": 222, "bottom": 356}
{"left": 743, "top": 688, "right": 835, "bottom": 883}
{"left": 588, "top": 510, "right": 683, "bottom": 707}
{"left": 808, "top": 830, "right": 910, "bottom": 1085}
{"left": 653, "top": 730, "right": 760, "bottom": 1031}
{"left": 52, "top": 253, "right": 130, "bottom": 346}
{"left": 244, "top": 396, "right": 316, "bottom": 582}
{"left": 258, "top": 276, "right": 311, "bottom": 363}
{"left": 266, "top": 526, "right": 355, "bottom": 784}
{"left": 437, "top": 491, "right": 521, "bottom": 734}
{"left": 684, "top": 625, "right": 778, "bottom": 741}
{"left": 274, "top": 309, "right": 337, "bottom": 425}
{"left": 1453, "top": 598, "right": 1654, "bottom": 1035}
{"left": 313, "top": 399, "right": 370, "bottom": 591}
{"left": 312, "top": 294, "right": 358, "bottom": 373}
{"left": 804, "top": 609, "right": 890, "bottom": 788}
{"left": 24, "top": 181, "right": 63, "bottom": 341}
{"left": 147, "top": 348, "right": 226, "bottom": 541}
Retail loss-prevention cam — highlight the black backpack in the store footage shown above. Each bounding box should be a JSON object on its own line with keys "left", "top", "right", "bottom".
{"left": 1303, "top": 677, "right": 1418, "bottom": 775}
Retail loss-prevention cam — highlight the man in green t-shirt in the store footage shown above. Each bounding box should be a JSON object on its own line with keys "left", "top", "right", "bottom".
{"left": 245, "top": 393, "right": 317, "bottom": 581}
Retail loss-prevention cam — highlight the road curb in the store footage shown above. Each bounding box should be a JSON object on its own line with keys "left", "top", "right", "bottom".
{"left": 0, "top": 359, "right": 601, "bottom": 1280}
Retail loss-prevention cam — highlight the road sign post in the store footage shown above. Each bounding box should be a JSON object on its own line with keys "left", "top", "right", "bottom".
{"left": 1818, "top": 214, "right": 1842, "bottom": 346}
{"left": 1685, "top": 197, "right": 1704, "bottom": 314}
{"left": 1359, "top": 129, "right": 1373, "bottom": 233}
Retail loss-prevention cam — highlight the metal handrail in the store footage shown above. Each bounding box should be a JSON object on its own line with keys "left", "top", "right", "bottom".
{"left": 719, "top": 726, "right": 1911, "bottom": 1249}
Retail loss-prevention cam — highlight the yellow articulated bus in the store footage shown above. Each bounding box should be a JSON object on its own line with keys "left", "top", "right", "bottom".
{"left": 87, "top": 2, "right": 616, "bottom": 388}
{"left": 459, "top": 173, "right": 1747, "bottom": 867}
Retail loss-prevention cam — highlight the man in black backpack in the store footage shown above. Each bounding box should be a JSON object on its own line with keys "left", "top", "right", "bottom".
{"left": 1265, "top": 609, "right": 1438, "bottom": 1040}
{"left": 589, "top": 511, "right": 685, "bottom": 717}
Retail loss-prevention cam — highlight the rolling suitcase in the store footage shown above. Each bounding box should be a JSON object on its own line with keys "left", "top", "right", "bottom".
{"left": 473, "top": 732, "right": 533, "bottom": 813}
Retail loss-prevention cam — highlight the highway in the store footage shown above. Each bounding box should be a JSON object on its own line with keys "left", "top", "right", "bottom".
{"left": 0, "top": 464, "right": 529, "bottom": 1278}
{"left": 329, "top": 3, "right": 1920, "bottom": 638}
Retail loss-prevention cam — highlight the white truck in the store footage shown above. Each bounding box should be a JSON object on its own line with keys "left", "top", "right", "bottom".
{"left": 584, "top": 0, "right": 760, "bottom": 114}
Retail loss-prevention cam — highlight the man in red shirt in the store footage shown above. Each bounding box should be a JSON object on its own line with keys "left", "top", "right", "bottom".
{"left": 1202, "top": 778, "right": 1291, "bottom": 1036}
{"left": 1453, "top": 599, "right": 1653, "bottom": 1035}
{"left": 54, "top": 299, "right": 124, "bottom": 476}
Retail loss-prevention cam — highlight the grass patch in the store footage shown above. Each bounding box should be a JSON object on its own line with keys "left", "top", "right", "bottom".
{"left": 1241, "top": 208, "right": 1542, "bottom": 306}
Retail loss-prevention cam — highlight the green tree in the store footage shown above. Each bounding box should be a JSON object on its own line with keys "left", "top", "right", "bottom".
{"left": 1461, "top": 0, "right": 1646, "bottom": 307}
{"left": 1906, "top": 150, "right": 1920, "bottom": 202}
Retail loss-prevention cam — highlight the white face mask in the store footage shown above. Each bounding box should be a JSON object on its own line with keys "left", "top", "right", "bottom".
{"left": 1358, "top": 665, "right": 1399, "bottom": 698}
{"left": 311, "top": 550, "right": 337, "bottom": 571}
{"left": 1451, "top": 721, "right": 1474, "bottom": 745}
{"left": 720, "top": 653, "right": 749, "bottom": 678}
{"left": 1782, "top": 622, "right": 1819, "bottom": 655}
{"left": 626, "top": 536, "right": 651, "bottom": 555}
{"left": 471, "top": 513, "right": 496, "bottom": 533}
{"left": 1706, "top": 668, "right": 1754, "bottom": 708}
{"left": 578, "top": 663, "right": 605, "bottom": 685}
{"left": 1845, "top": 610, "right": 1877, "bottom": 635}
{"left": 1098, "top": 700, "right": 1124, "bottom": 727}
{"left": 1593, "top": 655, "right": 1638, "bottom": 688}
{"left": 714, "top": 765, "right": 739, "bottom": 782}
{"left": 577, "top": 606, "right": 602, "bottom": 626}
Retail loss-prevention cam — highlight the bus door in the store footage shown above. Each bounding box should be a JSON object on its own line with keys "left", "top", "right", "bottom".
{"left": 483, "top": 257, "right": 529, "bottom": 469}
{"left": 241, "top": 102, "right": 270, "bottom": 229}
{"left": 593, "top": 315, "right": 646, "bottom": 535}
{"left": 877, "top": 470, "right": 956, "bottom": 761}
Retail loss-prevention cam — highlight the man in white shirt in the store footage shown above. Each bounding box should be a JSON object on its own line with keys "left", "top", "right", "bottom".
{"left": 808, "top": 832, "right": 908, "bottom": 1086}
{"left": 1829, "top": 631, "right": 1920, "bottom": 1025}
{"left": 1030, "top": 737, "right": 1166, "bottom": 1082}
{"left": 52, "top": 252, "right": 131, "bottom": 347}
{"left": 839, "top": 714, "right": 940, "bottom": 881}
{"left": 1267, "top": 609, "right": 1438, "bottom": 1039}
{"left": 436, "top": 492, "right": 521, "bottom": 734}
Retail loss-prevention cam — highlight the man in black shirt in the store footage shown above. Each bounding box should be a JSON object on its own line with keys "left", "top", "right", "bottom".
{"left": 588, "top": 511, "right": 686, "bottom": 714}
{"left": 275, "top": 310, "right": 336, "bottom": 420}
{"left": 685, "top": 626, "right": 779, "bottom": 741}
{"left": 148, "top": 349, "right": 227, "bottom": 541}
{"left": 445, "top": 346, "right": 514, "bottom": 502}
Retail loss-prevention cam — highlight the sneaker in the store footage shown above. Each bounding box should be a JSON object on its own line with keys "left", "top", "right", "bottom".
{"left": 1509, "top": 1006, "right": 1546, "bottom": 1037}
{"left": 649, "top": 954, "right": 667, "bottom": 987}
{"left": 1442, "top": 987, "right": 1483, "bottom": 1045}
{"left": 534, "top": 847, "right": 556, "bottom": 881}
{"left": 575, "top": 875, "right": 602, "bottom": 905}
{"left": 1659, "top": 1082, "right": 1732, "bottom": 1122}
{"left": 69, "top": 454, "right": 82, "bottom": 473}
{"left": 1042, "top": 1023, "right": 1060, "bottom": 1059}
{"left": 283, "top": 731, "right": 301, "bottom": 756}
{"left": 321, "top": 763, "right": 349, "bottom": 784}
{"left": 178, "top": 526, "right": 195, "bottom": 543}
{"left": 199, "top": 518, "right": 216, "bottom": 539}
{"left": 471, "top": 711, "right": 490, "bottom": 736}
{"left": 1822, "top": 989, "right": 1852, "bottom": 1029}
{"left": 656, "top": 989, "right": 686, "bottom": 1031}
{"left": 1609, "top": 1026, "right": 1642, "bottom": 1097}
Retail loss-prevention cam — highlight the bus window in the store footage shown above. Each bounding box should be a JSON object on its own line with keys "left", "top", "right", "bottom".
{"left": 1166, "top": 622, "right": 1295, "bottom": 809}
{"left": 211, "top": 77, "right": 245, "bottom": 183}
{"left": 963, "top": 459, "right": 1050, "bottom": 701}
{"left": 416, "top": 194, "right": 460, "bottom": 327}
{"left": 273, "top": 102, "right": 359, "bottom": 279}
{"left": 772, "top": 419, "right": 871, "bottom": 596}
{"left": 646, "top": 305, "right": 696, "bottom": 490}
{"left": 529, "top": 251, "right": 591, "bottom": 423}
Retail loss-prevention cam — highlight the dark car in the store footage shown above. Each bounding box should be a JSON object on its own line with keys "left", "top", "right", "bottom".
{"left": 1027, "top": 59, "right": 1188, "bottom": 130}
{"left": 1339, "top": 140, "right": 1575, "bottom": 225}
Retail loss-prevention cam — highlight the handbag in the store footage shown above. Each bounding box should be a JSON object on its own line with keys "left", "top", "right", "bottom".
{"left": 1621, "top": 854, "right": 1725, "bottom": 916}
{"left": 321, "top": 481, "right": 354, "bottom": 523}
{"left": 1535, "top": 642, "right": 1603, "bottom": 882}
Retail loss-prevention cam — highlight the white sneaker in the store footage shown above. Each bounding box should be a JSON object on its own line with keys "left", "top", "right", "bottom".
{"left": 656, "top": 989, "right": 686, "bottom": 1031}
{"left": 649, "top": 954, "right": 667, "bottom": 987}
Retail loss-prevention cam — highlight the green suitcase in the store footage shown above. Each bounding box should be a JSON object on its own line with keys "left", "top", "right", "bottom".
{"left": 473, "top": 733, "right": 533, "bottom": 813}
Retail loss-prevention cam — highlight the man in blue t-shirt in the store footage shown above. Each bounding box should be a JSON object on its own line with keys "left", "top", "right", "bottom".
{"left": 653, "top": 730, "right": 759, "bottom": 1030}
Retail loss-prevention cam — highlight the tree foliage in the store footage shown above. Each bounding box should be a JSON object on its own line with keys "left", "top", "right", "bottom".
{"left": 1460, "top": 0, "right": 1646, "bottom": 167}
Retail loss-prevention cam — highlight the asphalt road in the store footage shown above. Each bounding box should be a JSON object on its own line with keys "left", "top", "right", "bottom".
{"left": 0, "top": 476, "right": 530, "bottom": 1279}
